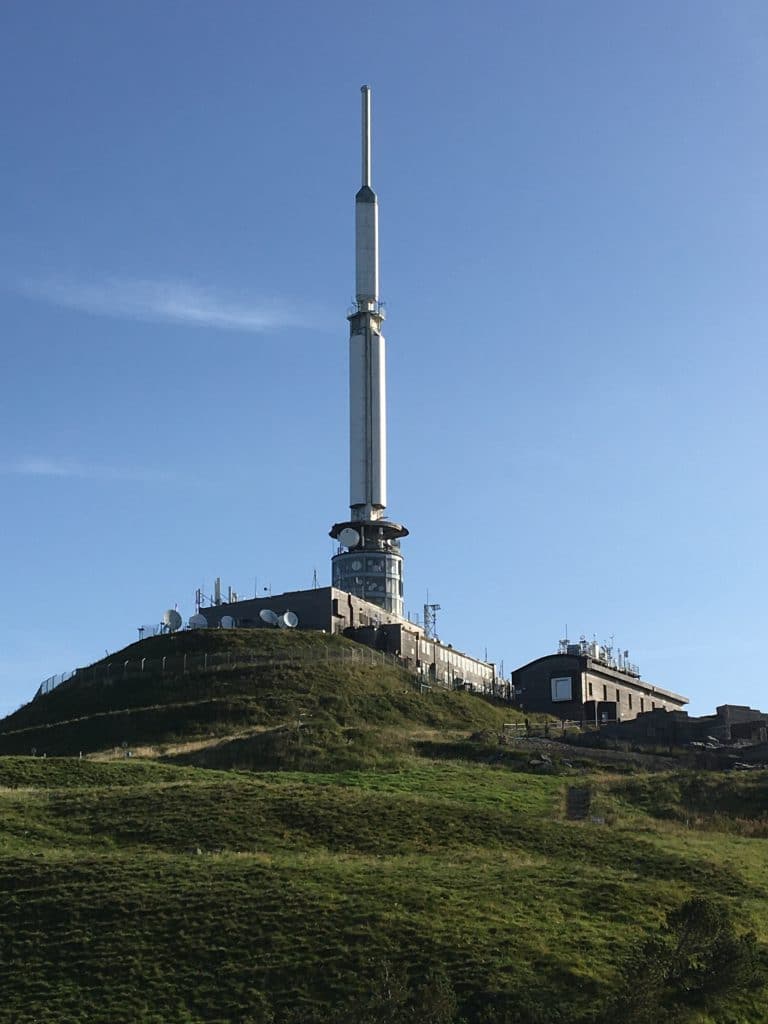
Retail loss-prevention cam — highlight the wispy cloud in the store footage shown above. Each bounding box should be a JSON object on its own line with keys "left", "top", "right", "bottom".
{"left": 17, "top": 275, "right": 316, "bottom": 332}
{"left": 2, "top": 457, "right": 174, "bottom": 483}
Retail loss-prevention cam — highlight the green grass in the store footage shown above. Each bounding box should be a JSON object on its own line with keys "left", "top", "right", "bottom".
{"left": 0, "top": 756, "right": 766, "bottom": 1023}
{"left": 0, "top": 629, "right": 518, "bottom": 762}
{"left": 1, "top": 633, "right": 767, "bottom": 1022}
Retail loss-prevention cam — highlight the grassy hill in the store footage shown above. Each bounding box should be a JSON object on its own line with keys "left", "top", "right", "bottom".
{"left": 0, "top": 629, "right": 516, "bottom": 766}
{"left": 0, "top": 630, "right": 766, "bottom": 1023}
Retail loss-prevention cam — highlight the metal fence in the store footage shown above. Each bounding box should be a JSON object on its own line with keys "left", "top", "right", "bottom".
{"left": 33, "top": 645, "right": 459, "bottom": 701}
{"left": 32, "top": 642, "right": 509, "bottom": 704}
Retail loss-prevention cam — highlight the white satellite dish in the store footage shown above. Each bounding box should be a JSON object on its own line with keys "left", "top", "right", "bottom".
{"left": 339, "top": 527, "right": 360, "bottom": 548}
{"left": 220, "top": 615, "right": 235, "bottom": 628}
{"left": 163, "top": 609, "right": 183, "bottom": 632}
{"left": 260, "top": 609, "right": 279, "bottom": 626}
{"left": 188, "top": 613, "right": 208, "bottom": 629}
{"left": 281, "top": 610, "right": 299, "bottom": 628}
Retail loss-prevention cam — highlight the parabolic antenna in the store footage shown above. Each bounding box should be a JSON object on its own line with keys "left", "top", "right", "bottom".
{"left": 281, "top": 610, "right": 299, "bottom": 628}
{"left": 220, "top": 615, "right": 235, "bottom": 628}
{"left": 260, "top": 609, "right": 279, "bottom": 625}
{"left": 338, "top": 527, "right": 360, "bottom": 548}
{"left": 188, "top": 613, "right": 208, "bottom": 629}
{"left": 163, "top": 609, "right": 183, "bottom": 632}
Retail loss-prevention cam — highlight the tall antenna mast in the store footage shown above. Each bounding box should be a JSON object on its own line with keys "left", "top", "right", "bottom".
{"left": 329, "top": 86, "right": 408, "bottom": 617}
{"left": 362, "top": 84, "right": 371, "bottom": 188}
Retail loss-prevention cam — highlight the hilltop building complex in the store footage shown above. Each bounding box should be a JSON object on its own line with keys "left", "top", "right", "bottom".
{"left": 196, "top": 87, "right": 495, "bottom": 693}
{"left": 512, "top": 638, "right": 688, "bottom": 724}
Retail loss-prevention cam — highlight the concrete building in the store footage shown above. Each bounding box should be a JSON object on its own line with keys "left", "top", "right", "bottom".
{"left": 511, "top": 639, "right": 688, "bottom": 724}
{"left": 600, "top": 703, "right": 768, "bottom": 746}
{"left": 198, "top": 586, "right": 496, "bottom": 693}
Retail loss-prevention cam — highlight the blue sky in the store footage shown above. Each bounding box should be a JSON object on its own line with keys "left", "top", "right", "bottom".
{"left": 1, "top": 1, "right": 766, "bottom": 717}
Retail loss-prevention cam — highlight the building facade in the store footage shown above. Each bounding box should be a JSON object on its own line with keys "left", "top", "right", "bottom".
{"left": 198, "top": 586, "right": 496, "bottom": 693}
{"left": 511, "top": 649, "right": 688, "bottom": 724}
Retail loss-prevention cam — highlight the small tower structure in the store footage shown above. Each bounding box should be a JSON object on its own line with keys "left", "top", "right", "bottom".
{"left": 330, "top": 86, "right": 408, "bottom": 616}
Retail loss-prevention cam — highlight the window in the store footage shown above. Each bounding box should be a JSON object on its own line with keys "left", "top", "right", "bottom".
{"left": 603, "top": 685, "right": 608, "bottom": 701}
{"left": 651, "top": 702, "right": 656, "bottom": 710}
{"left": 628, "top": 693, "right": 633, "bottom": 710}
{"left": 615, "top": 688, "right": 620, "bottom": 701}
{"left": 588, "top": 681, "right": 593, "bottom": 697}
{"left": 640, "top": 698, "right": 645, "bottom": 712}
{"left": 551, "top": 677, "right": 572, "bottom": 702}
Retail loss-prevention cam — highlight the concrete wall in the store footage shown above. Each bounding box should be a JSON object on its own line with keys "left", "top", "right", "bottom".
{"left": 512, "top": 653, "right": 687, "bottom": 723}
{"left": 600, "top": 703, "right": 768, "bottom": 745}
{"left": 198, "top": 586, "right": 405, "bottom": 634}
{"left": 199, "top": 586, "right": 495, "bottom": 692}
{"left": 346, "top": 623, "right": 495, "bottom": 691}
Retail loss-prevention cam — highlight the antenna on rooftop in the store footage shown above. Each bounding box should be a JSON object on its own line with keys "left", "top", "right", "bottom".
{"left": 424, "top": 598, "right": 441, "bottom": 640}
{"left": 162, "top": 609, "right": 182, "bottom": 633}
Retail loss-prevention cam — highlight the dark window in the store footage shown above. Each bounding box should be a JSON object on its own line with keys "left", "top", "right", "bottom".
{"left": 603, "top": 685, "right": 608, "bottom": 701}
{"left": 615, "top": 688, "right": 620, "bottom": 701}
{"left": 640, "top": 698, "right": 645, "bottom": 712}
{"left": 588, "top": 682, "right": 593, "bottom": 697}
{"left": 628, "top": 693, "right": 633, "bottom": 710}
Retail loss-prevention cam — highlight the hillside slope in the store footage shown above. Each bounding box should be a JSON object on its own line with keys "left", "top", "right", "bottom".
{"left": 0, "top": 756, "right": 765, "bottom": 1023}
{"left": 0, "top": 629, "right": 515, "bottom": 767}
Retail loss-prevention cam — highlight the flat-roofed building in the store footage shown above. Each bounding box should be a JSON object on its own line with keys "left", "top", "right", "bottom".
{"left": 511, "top": 640, "right": 687, "bottom": 724}
{"left": 198, "top": 586, "right": 495, "bottom": 693}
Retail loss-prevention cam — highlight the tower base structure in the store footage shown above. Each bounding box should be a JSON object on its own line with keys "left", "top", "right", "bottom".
{"left": 330, "top": 518, "right": 408, "bottom": 617}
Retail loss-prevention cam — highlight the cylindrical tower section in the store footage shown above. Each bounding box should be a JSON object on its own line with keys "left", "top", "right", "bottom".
{"left": 330, "top": 86, "right": 407, "bottom": 621}
{"left": 355, "top": 86, "right": 379, "bottom": 306}
{"left": 355, "top": 192, "right": 379, "bottom": 305}
{"left": 331, "top": 517, "right": 406, "bottom": 618}
{"left": 349, "top": 315, "right": 387, "bottom": 513}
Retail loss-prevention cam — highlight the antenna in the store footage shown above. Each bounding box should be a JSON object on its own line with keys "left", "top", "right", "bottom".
{"left": 260, "top": 609, "right": 279, "bottom": 626}
{"left": 423, "top": 600, "right": 441, "bottom": 640}
{"left": 338, "top": 527, "right": 360, "bottom": 548}
{"left": 312, "top": 568, "right": 318, "bottom": 589}
{"left": 188, "top": 613, "right": 208, "bottom": 629}
{"left": 214, "top": 577, "right": 221, "bottom": 606}
{"left": 220, "top": 615, "right": 235, "bottom": 629}
{"left": 279, "top": 610, "right": 299, "bottom": 629}
{"left": 162, "top": 609, "right": 182, "bottom": 633}
{"left": 361, "top": 85, "right": 371, "bottom": 187}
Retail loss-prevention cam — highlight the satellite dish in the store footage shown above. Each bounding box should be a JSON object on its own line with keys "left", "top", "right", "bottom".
{"left": 220, "top": 615, "right": 235, "bottom": 628}
{"left": 163, "top": 609, "right": 183, "bottom": 632}
{"left": 188, "top": 613, "right": 208, "bottom": 629}
{"left": 339, "top": 527, "right": 360, "bottom": 548}
{"left": 281, "top": 610, "right": 299, "bottom": 628}
{"left": 260, "top": 609, "right": 279, "bottom": 625}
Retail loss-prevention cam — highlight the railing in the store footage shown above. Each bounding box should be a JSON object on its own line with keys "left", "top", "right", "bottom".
{"left": 36, "top": 670, "right": 78, "bottom": 697}
{"left": 32, "top": 643, "right": 507, "bottom": 704}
